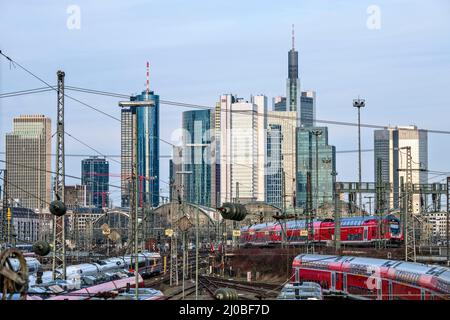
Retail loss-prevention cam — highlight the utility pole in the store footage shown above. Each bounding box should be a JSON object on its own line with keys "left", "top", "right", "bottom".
{"left": 281, "top": 170, "right": 286, "bottom": 249}
{"left": 353, "top": 98, "right": 365, "bottom": 217}
{"left": 1, "top": 169, "right": 7, "bottom": 244}
{"left": 331, "top": 171, "right": 340, "bottom": 253}
{"left": 52, "top": 70, "right": 66, "bottom": 280}
{"left": 195, "top": 205, "right": 199, "bottom": 300}
{"left": 400, "top": 146, "right": 416, "bottom": 262}
{"left": 446, "top": 177, "right": 449, "bottom": 266}
{"left": 375, "top": 158, "right": 385, "bottom": 249}
{"left": 364, "top": 196, "right": 374, "bottom": 215}
{"left": 311, "top": 129, "right": 322, "bottom": 213}
{"left": 306, "top": 172, "right": 314, "bottom": 254}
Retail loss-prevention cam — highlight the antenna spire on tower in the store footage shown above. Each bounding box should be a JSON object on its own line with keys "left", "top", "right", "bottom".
{"left": 146, "top": 61, "right": 150, "bottom": 99}
{"left": 292, "top": 24, "right": 295, "bottom": 50}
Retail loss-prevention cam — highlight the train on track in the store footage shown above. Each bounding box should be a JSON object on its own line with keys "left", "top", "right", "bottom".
{"left": 28, "top": 251, "right": 162, "bottom": 286}
{"left": 292, "top": 254, "right": 450, "bottom": 300}
{"left": 240, "top": 215, "right": 403, "bottom": 247}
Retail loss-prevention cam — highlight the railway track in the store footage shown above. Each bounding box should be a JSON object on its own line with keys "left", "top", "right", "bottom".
{"left": 198, "top": 275, "right": 281, "bottom": 300}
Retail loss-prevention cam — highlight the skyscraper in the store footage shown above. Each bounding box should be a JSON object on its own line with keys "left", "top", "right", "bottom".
{"left": 5, "top": 115, "right": 51, "bottom": 209}
{"left": 120, "top": 90, "right": 160, "bottom": 208}
{"left": 374, "top": 125, "right": 428, "bottom": 213}
{"left": 81, "top": 156, "right": 109, "bottom": 208}
{"left": 296, "top": 127, "right": 336, "bottom": 211}
{"left": 219, "top": 94, "right": 267, "bottom": 204}
{"left": 286, "top": 25, "right": 300, "bottom": 114}
{"left": 265, "top": 124, "right": 283, "bottom": 209}
{"left": 273, "top": 96, "right": 287, "bottom": 111}
{"left": 267, "top": 111, "right": 297, "bottom": 209}
{"left": 300, "top": 91, "right": 316, "bottom": 127}
{"left": 182, "top": 109, "right": 215, "bottom": 207}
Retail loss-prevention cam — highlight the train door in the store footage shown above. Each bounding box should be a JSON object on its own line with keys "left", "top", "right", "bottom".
{"left": 376, "top": 278, "right": 382, "bottom": 300}
{"left": 363, "top": 227, "right": 368, "bottom": 242}
{"left": 420, "top": 289, "right": 425, "bottom": 300}
{"left": 331, "top": 272, "right": 336, "bottom": 291}
{"left": 295, "top": 268, "right": 299, "bottom": 282}
{"left": 343, "top": 273, "right": 347, "bottom": 293}
{"left": 388, "top": 281, "right": 393, "bottom": 300}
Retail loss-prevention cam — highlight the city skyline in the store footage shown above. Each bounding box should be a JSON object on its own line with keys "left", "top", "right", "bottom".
{"left": 1, "top": 1, "right": 450, "bottom": 206}
{"left": 0, "top": 1, "right": 449, "bottom": 304}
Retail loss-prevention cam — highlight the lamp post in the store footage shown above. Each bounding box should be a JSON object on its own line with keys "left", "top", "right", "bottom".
{"left": 353, "top": 98, "right": 365, "bottom": 216}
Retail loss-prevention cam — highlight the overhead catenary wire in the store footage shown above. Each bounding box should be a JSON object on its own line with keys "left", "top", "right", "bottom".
{"left": 2, "top": 83, "right": 450, "bottom": 136}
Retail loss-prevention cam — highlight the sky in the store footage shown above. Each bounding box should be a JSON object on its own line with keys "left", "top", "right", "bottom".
{"left": 1, "top": 0, "right": 450, "bottom": 206}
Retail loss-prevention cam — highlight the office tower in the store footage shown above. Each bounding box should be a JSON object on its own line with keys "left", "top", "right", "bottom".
{"left": 81, "top": 157, "right": 109, "bottom": 208}
{"left": 219, "top": 94, "right": 267, "bottom": 204}
{"left": 300, "top": 91, "right": 316, "bottom": 127}
{"left": 5, "top": 115, "right": 51, "bottom": 209}
{"left": 273, "top": 96, "right": 287, "bottom": 111}
{"left": 374, "top": 125, "right": 428, "bottom": 213}
{"left": 213, "top": 102, "right": 221, "bottom": 207}
{"left": 286, "top": 25, "right": 300, "bottom": 114}
{"left": 182, "top": 109, "right": 215, "bottom": 207}
{"left": 296, "top": 127, "right": 336, "bottom": 211}
{"left": 265, "top": 124, "right": 283, "bottom": 209}
{"left": 120, "top": 90, "right": 160, "bottom": 208}
{"left": 64, "top": 184, "right": 87, "bottom": 209}
{"left": 267, "top": 111, "right": 297, "bottom": 209}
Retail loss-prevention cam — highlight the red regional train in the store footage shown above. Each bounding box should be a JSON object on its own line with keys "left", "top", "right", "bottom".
{"left": 292, "top": 254, "right": 450, "bottom": 300}
{"left": 239, "top": 215, "right": 403, "bottom": 247}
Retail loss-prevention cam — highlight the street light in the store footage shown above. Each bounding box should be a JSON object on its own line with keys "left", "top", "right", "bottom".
{"left": 353, "top": 98, "right": 365, "bottom": 216}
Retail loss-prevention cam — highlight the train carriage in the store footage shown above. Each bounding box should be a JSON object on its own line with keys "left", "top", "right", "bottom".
{"left": 292, "top": 254, "right": 450, "bottom": 300}
{"left": 239, "top": 215, "right": 403, "bottom": 247}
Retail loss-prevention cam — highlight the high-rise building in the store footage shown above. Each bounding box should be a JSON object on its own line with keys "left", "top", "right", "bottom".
{"left": 374, "top": 125, "right": 428, "bottom": 213}
{"left": 182, "top": 109, "right": 215, "bottom": 207}
{"left": 219, "top": 94, "right": 267, "bottom": 204}
{"left": 300, "top": 91, "right": 316, "bottom": 127}
{"left": 64, "top": 184, "right": 87, "bottom": 209}
{"left": 286, "top": 25, "right": 300, "bottom": 114}
{"left": 5, "top": 115, "right": 51, "bottom": 209}
{"left": 273, "top": 96, "right": 287, "bottom": 111}
{"left": 120, "top": 90, "right": 160, "bottom": 208}
{"left": 265, "top": 124, "right": 283, "bottom": 209}
{"left": 267, "top": 111, "right": 297, "bottom": 208}
{"left": 296, "top": 127, "right": 336, "bottom": 211}
{"left": 81, "top": 157, "right": 109, "bottom": 208}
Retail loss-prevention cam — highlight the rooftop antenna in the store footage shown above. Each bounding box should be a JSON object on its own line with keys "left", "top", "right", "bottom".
{"left": 146, "top": 61, "right": 150, "bottom": 99}
{"left": 292, "top": 24, "right": 295, "bottom": 50}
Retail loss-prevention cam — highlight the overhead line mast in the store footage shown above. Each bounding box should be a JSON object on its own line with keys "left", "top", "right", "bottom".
{"left": 52, "top": 70, "right": 66, "bottom": 280}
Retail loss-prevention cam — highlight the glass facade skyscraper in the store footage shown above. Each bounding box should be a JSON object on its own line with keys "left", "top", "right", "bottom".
{"left": 265, "top": 124, "right": 283, "bottom": 209}
{"left": 81, "top": 156, "right": 109, "bottom": 208}
{"left": 182, "top": 109, "right": 213, "bottom": 207}
{"left": 120, "top": 90, "right": 160, "bottom": 208}
{"left": 300, "top": 91, "right": 315, "bottom": 127}
{"left": 296, "top": 127, "right": 336, "bottom": 211}
{"left": 374, "top": 126, "right": 427, "bottom": 213}
{"left": 273, "top": 96, "right": 287, "bottom": 111}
